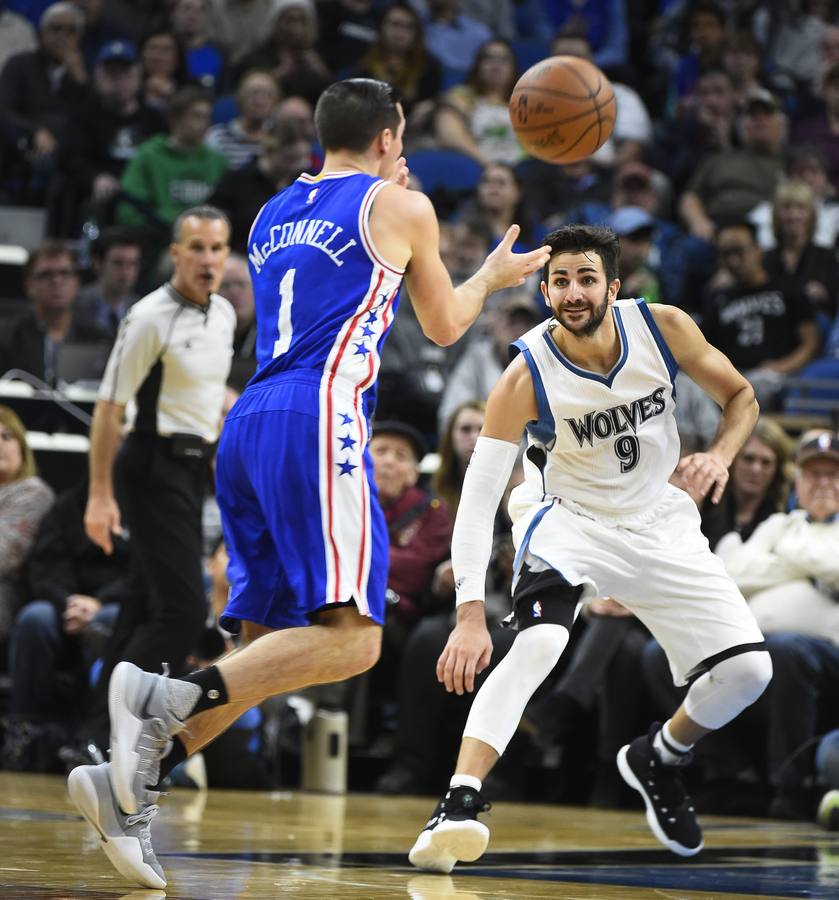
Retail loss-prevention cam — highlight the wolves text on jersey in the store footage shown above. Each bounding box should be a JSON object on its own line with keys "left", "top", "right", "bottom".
{"left": 249, "top": 218, "right": 358, "bottom": 274}
{"left": 564, "top": 387, "right": 667, "bottom": 447}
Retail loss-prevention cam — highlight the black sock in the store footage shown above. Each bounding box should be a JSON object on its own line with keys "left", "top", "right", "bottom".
{"left": 179, "top": 665, "right": 229, "bottom": 717}
{"left": 152, "top": 735, "right": 188, "bottom": 789}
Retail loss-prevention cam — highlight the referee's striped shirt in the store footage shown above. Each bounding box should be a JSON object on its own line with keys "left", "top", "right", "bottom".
{"left": 99, "top": 283, "right": 236, "bottom": 442}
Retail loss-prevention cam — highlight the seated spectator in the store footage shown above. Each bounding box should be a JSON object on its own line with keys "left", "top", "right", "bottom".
{"left": 700, "top": 220, "right": 821, "bottom": 409}
{"left": 138, "top": 28, "right": 187, "bottom": 111}
{"left": 350, "top": 2, "right": 441, "bottom": 121}
{"left": 715, "top": 431, "right": 839, "bottom": 819}
{"left": 116, "top": 85, "right": 228, "bottom": 230}
{"left": 209, "top": 116, "right": 311, "bottom": 252}
{"left": 1, "top": 478, "right": 131, "bottom": 771}
{"left": 434, "top": 38, "right": 522, "bottom": 166}
{"left": 679, "top": 87, "right": 787, "bottom": 243}
{"left": 422, "top": 0, "right": 491, "bottom": 76}
{"left": 234, "top": 0, "right": 330, "bottom": 108}
{"left": 171, "top": 0, "right": 226, "bottom": 94}
{"left": 206, "top": 0, "right": 284, "bottom": 68}
{"left": 609, "top": 206, "right": 661, "bottom": 305}
{"left": 437, "top": 292, "right": 543, "bottom": 433}
{"left": 366, "top": 420, "right": 453, "bottom": 734}
{"left": 375, "top": 452, "right": 521, "bottom": 795}
{"left": 689, "top": 416, "right": 793, "bottom": 548}
{"left": 205, "top": 69, "right": 280, "bottom": 169}
{"left": 0, "top": 242, "right": 107, "bottom": 386}
{"left": 100, "top": 0, "right": 168, "bottom": 47}
{"left": 0, "top": 406, "right": 54, "bottom": 653}
{"left": 750, "top": 146, "right": 839, "bottom": 252}
{"left": 652, "top": 68, "right": 738, "bottom": 194}
{"left": 73, "top": 228, "right": 142, "bottom": 341}
{"left": 0, "top": 1, "right": 90, "bottom": 202}
{"left": 766, "top": 3, "right": 833, "bottom": 100}
{"left": 759, "top": 181, "right": 839, "bottom": 320}
{"left": 432, "top": 400, "right": 485, "bottom": 516}
{"left": 453, "top": 162, "right": 547, "bottom": 253}
{"left": 665, "top": 0, "right": 727, "bottom": 116}
{"left": 52, "top": 39, "right": 166, "bottom": 236}
{"left": 793, "top": 63, "right": 839, "bottom": 193}
{"left": 722, "top": 29, "right": 766, "bottom": 110}
{"left": 551, "top": 27, "right": 652, "bottom": 169}
{"left": 316, "top": 0, "right": 380, "bottom": 74}
{"left": 219, "top": 254, "right": 257, "bottom": 390}
{"left": 536, "top": 0, "right": 629, "bottom": 74}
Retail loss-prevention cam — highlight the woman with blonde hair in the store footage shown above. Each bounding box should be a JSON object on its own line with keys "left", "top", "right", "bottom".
{"left": 0, "top": 406, "right": 54, "bottom": 646}
{"left": 434, "top": 39, "right": 522, "bottom": 166}
{"left": 432, "top": 400, "right": 485, "bottom": 517}
{"left": 762, "top": 179, "right": 839, "bottom": 318}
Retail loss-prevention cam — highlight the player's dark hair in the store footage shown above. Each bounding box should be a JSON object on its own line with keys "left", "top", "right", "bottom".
{"left": 314, "top": 79, "right": 401, "bottom": 153}
{"left": 542, "top": 225, "right": 620, "bottom": 284}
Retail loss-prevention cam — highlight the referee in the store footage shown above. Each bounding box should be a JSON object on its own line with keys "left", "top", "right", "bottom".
{"left": 84, "top": 205, "right": 236, "bottom": 686}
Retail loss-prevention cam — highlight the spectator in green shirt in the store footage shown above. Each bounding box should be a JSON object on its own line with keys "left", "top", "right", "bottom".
{"left": 117, "top": 85, "right": 228, "bottom": 229}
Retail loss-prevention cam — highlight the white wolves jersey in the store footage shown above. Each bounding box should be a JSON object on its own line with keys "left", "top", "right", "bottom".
{"left": 509, "top": 298, "right": 681, "bottom": 517}
{"left": 246, "top": 170, "right": 405, "bottom": 418}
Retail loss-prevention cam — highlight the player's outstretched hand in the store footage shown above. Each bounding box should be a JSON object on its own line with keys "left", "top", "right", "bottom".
{"left": 381, "top": 155, "right": 409, "bottom": 188}
{"left": 675, "top": 451, "right": 729, "bottom": 505}
{"left": 437, "top": 602, "right": 493, "bottom": 695}
{"left": 481, "top": 225, "right": 551, "bottom": 292}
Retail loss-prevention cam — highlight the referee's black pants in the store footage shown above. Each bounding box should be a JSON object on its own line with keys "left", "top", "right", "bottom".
{"left": 100, "top": 433, "right": 208, "bottom": 682}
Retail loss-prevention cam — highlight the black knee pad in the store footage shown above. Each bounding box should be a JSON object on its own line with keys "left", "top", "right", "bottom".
{"left": 511, "top": 566, "right": 583, "bottom": 632}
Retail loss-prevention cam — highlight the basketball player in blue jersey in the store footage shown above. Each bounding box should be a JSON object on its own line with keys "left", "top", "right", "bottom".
{"left": 65, "top": 78, "right": 551, "bottom": 889}
{"left": 407, "top": 224, "right": 773, "bottom": 872}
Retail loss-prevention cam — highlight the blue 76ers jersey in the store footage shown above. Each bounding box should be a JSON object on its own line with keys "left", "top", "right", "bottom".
{"left": 246, "top": 170, "right": 405, "bottom": 418}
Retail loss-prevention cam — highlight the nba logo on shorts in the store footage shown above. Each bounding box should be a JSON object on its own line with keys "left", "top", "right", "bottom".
{"left": 532, "top": 600, "right": 543, "bottom": 618}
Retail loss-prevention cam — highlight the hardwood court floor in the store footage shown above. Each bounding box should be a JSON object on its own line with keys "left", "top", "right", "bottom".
{"left": 3, "top": 772, "right": 839, "bottom": 899}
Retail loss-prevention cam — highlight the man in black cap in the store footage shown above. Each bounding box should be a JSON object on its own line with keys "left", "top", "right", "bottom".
{"left": 706, "top": 431, "right": 839, "bottom": 820}
{"left": 367, "top": 419, "right": 453, "bottom": 731}
{"left": 55, "top": 38, "right": 165, "bottom": 234}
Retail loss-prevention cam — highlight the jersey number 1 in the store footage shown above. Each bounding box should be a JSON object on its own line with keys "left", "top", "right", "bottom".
{"left": 272, "top": 268, "right": 296, "bottom": 358}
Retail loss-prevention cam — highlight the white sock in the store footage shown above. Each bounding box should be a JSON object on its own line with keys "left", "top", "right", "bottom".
{"left": 653, "top": 719, "right": 693, "bottom": 765}
{"left": 450, "top": 774, "right": 482, "bottom": 792}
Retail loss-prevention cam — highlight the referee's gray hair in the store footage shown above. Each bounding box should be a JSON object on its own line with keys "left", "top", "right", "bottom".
{"left": 172, "top": 206, "right": 231, "bottom": 242}
{"left": 40, "top": 2, "right": 85, "bottom": 31}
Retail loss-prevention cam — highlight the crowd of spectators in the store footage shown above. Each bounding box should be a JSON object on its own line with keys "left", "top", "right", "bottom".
{"left": 0, "top": 0, "right": 839, "bottom": 829}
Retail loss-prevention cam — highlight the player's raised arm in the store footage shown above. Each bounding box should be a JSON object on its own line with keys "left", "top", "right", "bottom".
{"left": 651, "top": 303, "right": 759, "bottom": 504}
{"left": 371, "top": 184, "right": 550, "bottom": 346}
{"left": 437, "top": 356, "right": 537, "bottom": 695}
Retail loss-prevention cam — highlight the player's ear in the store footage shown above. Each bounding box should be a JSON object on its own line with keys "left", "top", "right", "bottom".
{"left": 540, "top": 281, "right": 550, "bottom": 306}
{"left": 608, "top": 278, "right": 621, "bottom": 302}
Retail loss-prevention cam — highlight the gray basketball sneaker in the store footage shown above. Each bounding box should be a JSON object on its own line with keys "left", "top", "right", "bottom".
{"left": 67, "top": 762, "right": 166, "bottom": 889}
{"left": 109, "top": 661, "right": 201, "bottom": 815}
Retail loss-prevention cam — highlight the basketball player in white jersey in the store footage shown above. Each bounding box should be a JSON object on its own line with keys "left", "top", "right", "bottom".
{"left": 409, "top": 224, "right": 772, "bottom": 872}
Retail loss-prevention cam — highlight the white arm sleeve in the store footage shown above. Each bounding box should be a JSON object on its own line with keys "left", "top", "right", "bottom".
{"left": 452, "top": 435, "right": 519, "bottom": 606}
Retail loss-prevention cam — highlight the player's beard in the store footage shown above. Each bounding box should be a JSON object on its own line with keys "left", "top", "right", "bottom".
{"left": 554, "top": 288, "right": 610, "bottom": 336}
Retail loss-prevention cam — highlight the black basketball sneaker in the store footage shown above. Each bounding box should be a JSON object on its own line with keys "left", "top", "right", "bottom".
{"left": 408, "top": 785, "right": 491, "bottom": 873}
{"left": 617, "top": 723, "right": 703, "bottom": 856}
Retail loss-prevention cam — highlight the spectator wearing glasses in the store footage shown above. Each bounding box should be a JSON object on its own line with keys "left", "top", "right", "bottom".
{"left": 0, "top": 242, "right": 105, "bottom": 386}
{"left": 0, "top": 2, "right": 90, "bottom": 200}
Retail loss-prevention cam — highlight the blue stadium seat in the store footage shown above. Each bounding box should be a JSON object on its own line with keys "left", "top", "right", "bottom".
{"left": 407, "top": 149, "right": 483, "bottom": 195}
{"left": 784, "top": 357, "right": 839, "bottom": 420}
{"left": 212, "top": 94, "right": 239, "bottom": 125}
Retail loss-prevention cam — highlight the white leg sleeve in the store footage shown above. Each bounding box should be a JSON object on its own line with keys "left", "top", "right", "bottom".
{"left": 463, "top": 623, "right": 570, "bottom": 756}
{"left": 684, "top": 650, "right": 773, "bottom": 730}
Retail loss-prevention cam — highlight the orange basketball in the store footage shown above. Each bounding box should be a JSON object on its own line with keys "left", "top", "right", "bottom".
{"left": 509, "top": 56, "right": 616, "bottom": 164}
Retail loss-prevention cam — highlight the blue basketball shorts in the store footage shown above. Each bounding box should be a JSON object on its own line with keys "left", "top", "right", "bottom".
{"left": 215, "top": 376, "right": 388, "bottom": 631}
